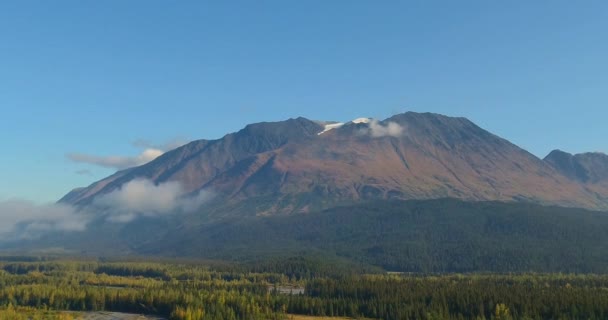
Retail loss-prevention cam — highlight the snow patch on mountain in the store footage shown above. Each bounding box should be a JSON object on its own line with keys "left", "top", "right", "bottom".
{"left": 318, "top": 122, "right": 345, "bottom": 135}
{"left": 317, "top": 117, "right": 373, "bottom": 135}
{"left": 351, "top": 118, "right": 371, "bottom": 124}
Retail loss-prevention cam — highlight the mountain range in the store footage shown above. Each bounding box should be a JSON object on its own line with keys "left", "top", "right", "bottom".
{"left": 7, "top": 112, "right": 608, "bottom": 272}
{"left": 61, "top": 112, "right": 608, "bottom": 213}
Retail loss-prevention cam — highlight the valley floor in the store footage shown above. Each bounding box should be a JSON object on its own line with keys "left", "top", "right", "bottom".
{"left": 2, "top": 257, "right": 608, "bottom": 319}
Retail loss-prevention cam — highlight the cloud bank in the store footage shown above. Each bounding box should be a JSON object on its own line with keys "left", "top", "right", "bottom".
{"left": 0, "top": 180, "right": 211, "bottom": 239}
{"left": 93, "top": 179, "right": 213, "bottom": 223}
{"left": 363, "top": 120, "right": 404, "bottom": 137}
{"left": 0, "top": 200, "right": 90, "bottom": 239}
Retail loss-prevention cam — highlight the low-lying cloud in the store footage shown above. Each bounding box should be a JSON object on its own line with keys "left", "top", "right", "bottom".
{"left": 93, "top": 179, "right": 213, "bottom": 223}
{"left": 0, "top": 200, "right": 90, "bottom": 240}
{"left": 0, "top": 180, "right": 212, "bottom": 239}
{"left": 364, "top": 119, "right": 404, "bottom": 137}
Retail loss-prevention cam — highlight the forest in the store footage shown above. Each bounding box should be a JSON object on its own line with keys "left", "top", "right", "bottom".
{"left": 14, "top": 199, "right": 608, "bottom": 274}
{"left": 132, "top": 199, "right": 608, "bottom": 273}
{"left": 2, "top": 257, "right": 608, "bottom": 319}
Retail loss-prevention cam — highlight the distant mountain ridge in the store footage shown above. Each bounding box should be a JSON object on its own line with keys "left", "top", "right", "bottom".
{"left": 544, "top": 150, "right": 608, "bottom": 184}
{"left": 61, "top": 112, "right": 608, "bottom": 213}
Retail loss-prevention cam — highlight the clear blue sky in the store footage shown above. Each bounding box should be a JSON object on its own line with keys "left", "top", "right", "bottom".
{"left": 1, "top": 1, "right": 607, "bottom": 202}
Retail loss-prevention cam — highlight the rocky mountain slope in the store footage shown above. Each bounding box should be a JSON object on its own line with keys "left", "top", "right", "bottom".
{"left": 60, "top": 112, "right": 608, "bottom": 213}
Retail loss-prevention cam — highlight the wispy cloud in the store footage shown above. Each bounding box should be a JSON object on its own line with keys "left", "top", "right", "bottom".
{"left": 131, "top": 138, "right": 188, "bottom": 152}
{"left": 66, "top": 138, "right": 188, "bottom": 171}
{"left": 66, "top": 148, "right": 164, "bottom": 170}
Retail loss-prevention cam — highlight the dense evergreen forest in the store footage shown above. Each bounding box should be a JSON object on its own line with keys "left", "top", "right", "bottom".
{"left": 136, "top": 199, "right": 608, "bottom": 273}
{"left": 14, "top": 199, "right": 608, "bottom": 274}
{"left": 2, "top": 258, "right": 608, "bottom": 319}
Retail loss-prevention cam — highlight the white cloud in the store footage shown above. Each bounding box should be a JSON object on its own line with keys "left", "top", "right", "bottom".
{"left": 94, "top": 179, "right": 182, "bottom": 214}
{"left": 131, "top": 138, "right": 188, "bottom": 152}
{"left": 0, "top": 199, "right": 91, "bottom": 239}
{"left": 66, "top": 148, "right": 164, "bottom": 170}
{"left": 66, "top": 138, "right": 188, "bottom": 171}
{"left": 0, "top": 179, "right": 213, "bottom": 239}
{"left": 93, "top": 179, "right": 212, "bottom": 223}
{"left": 365, "top": 119, "right": 404, "bottom": 137}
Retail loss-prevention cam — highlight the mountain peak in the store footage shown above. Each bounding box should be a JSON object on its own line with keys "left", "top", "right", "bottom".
{"left": 545, "top": 150, "right": 608, "bottom": 184}
{"left": 60, "top": 112, "right": 608, "bottom": 212}
{"left": 237, "top": 117, "right": 323, "bottom": 143}
{"left": 385, "top": 111, "right": 473, "bottom": 126}
{"left": 241, "top": 117, "right": 320, "bottom": 132}
{"left": 545, "top": 149, "right": 574, "bottom": 159}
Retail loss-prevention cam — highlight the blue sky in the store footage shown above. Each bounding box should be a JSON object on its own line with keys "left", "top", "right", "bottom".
{"left": 1, "top": 1, "right": 607, "bottom": 202}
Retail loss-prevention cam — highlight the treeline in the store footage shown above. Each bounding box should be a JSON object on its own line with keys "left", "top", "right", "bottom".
{"left": 0, "top": 283, "right": 279, "bottom": 319}
{"left": 0, "top": 260, "right": 287, "bottom": 319}
{"left": 293, "top": 274, "right": 608, "bottom": 319}
{"left": 3, "top": 260, "right": 608, "bottom": 319}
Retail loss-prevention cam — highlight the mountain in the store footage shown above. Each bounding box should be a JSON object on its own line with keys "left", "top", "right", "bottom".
{"left": 544, "top": 150, "right": 608, "bottom": 184}
{"left": 60, "top": 117, "right": 324, "bottom": 206}
{"left": 61, "top": 112, "right": 608, "bottom": 213}
{"left": 12, "top": 112, "right": 608, "bottom": 272}
{"left": 544, "top": 150, "right": 608, "bottom": 205}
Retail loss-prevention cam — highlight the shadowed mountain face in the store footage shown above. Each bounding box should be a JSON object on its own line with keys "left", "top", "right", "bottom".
{"left": 61, "top": 112, "right": 608, "bottom": 213}
{"left": 544, "top": 150, "right": 608, "bottom": 205}
{"left": 545, "top": 150, "right": 608, "bottom": 184}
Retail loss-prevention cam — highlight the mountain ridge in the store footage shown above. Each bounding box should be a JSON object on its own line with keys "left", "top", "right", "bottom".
{"left": 545, "top": 149, "right": 608, "bottom": 184}
{"left": 61, "top": 112, "right": 608, "bottom": 213}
